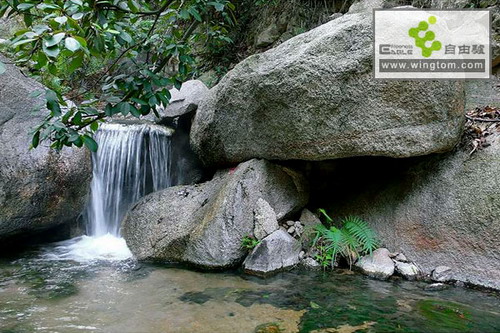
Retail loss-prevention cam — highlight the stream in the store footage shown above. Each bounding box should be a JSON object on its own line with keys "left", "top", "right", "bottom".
{"left": 1, "top": 239, "right": 499, "bottom": 333}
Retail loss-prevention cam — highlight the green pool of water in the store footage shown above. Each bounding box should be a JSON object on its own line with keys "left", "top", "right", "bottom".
{"left": 1, "top": 245, "right": 499, "bottom": 333}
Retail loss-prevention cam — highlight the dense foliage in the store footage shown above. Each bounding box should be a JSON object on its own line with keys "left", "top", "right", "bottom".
{"left": 0, "top": 0, "right": 235, "bottom": 151}
{"left": 312, "top": 210, "right": 379, "bottom": 270}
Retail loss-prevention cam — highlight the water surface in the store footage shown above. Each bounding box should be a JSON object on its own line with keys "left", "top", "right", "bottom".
{"left": 1, "top": 242, "right": 499, "bottom": 333}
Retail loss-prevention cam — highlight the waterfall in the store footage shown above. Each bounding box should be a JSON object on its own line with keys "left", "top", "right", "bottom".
{"left": 86, "top": 122, "right": 173, "bottom": 237}
{"left": 46, "top": 122, "right": 173, "bottom": 262}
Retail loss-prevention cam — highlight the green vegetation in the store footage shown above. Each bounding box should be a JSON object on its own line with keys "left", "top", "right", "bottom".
{"left": 241, "top": 235, "right": 260, "bottom": 250}
{"left": 0, "top": 0, "right": 235, "bottom": 151}
{"left": 311, "top": 210, "right": 379, "bottom": 270}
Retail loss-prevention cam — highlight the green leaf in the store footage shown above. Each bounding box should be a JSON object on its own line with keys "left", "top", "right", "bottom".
{"left": 44, "top": 32, "right": 65, "bottom": 47}
{"left": 64, "top": 37, "right": 81, "bottom": 51}
{"left": 11, "top": 38, "right": 37, "bottom": 47}
{"left": 68, "top": 52, "right": 84, "bottom": 73}
{"left": 43, "top": 45, "right": 60, "bottom": 58}
{"left": 208, "top": 2, "right": 225, "bottom": 11}
{"left": 129, "top": 104, "right": 141, "bottom": 117}
{"left": 32, "top": 131, "right": 40, "bottom": 148}
{"left": 17, "top": 3, "right": 35, "bottom": 11}
{"left": 54, "top": 16, "right": 68, "bottom": 25}
{"left": 310, "top": 301, "right": 321, "bottom": 309}
{"left": 90, "top": 121, "right": 99, "bottom": 131}
{"left": 82, "top": 135, "right": 98, "bottom": 152}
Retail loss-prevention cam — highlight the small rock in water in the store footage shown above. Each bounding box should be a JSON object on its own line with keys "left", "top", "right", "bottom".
{"left": 355, "top": 248, "right": 395, "bottom": 280}
{"left": 300, "top": 257, "right": 322, "bottom": 270}
{"left": 424, "top": 283, "right": 449, "bottom": 291}
{"left": 287, "top": 226, "right": 295, "bottom": 234}
{"left": 394, "top": 261, "right": 420, "bottom": 280}
{"left": 286, "top": 220, "right": 295, "bottom": 226}
{"left": 299, "top": 251, "right": 305, "bottom": 260}
{"left": 432, "top": 266, "right": 453, "bottom": 282}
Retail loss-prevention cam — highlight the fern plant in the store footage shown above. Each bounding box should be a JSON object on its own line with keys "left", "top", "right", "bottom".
{"left": 312, "top": 210, "right": 379, "bottom": 270}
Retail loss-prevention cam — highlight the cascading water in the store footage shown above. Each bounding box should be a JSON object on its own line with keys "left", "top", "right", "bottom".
{"left": 86, "top": 122, "right": 172, "bottom": 237}
{"left": 45, "top": 122, "right": 173, "bottom": 262}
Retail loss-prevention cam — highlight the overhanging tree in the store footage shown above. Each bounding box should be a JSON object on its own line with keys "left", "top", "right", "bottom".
{"left": 0, "top": 0, "right": 235, "bottom": 151}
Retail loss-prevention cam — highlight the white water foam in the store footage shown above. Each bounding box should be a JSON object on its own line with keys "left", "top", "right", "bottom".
{"left": 42, "top": 234, "right": 132, "bottom": 262}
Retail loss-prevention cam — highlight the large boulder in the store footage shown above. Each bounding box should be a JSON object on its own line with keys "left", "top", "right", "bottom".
{"left": 155, "top": 80, "right": 209, "bottom": 121}
{"left": 324, "top": 126, "right": 500, "bottom": 290}
{"left": 191, "top": 12, "right": 465, "bottom": 167}
{"left": 0, "top": 55, "right": 91, "bottom": 242}
{"left": 122, "top": 159, "right": 309, "bottom": 268}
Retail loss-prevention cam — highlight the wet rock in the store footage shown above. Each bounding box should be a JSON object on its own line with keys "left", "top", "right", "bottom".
{"left": 287, "top": 226, "right": 295, "bottom": 234}
{"left": 123, "top": 159, "right": 309, "bottom": 268}
{"left": 424, "top": 283, "right": 449, "bottom": 291}
{"left": 0, "top": 55, "right": 91, "bottom": 242}
{"left": 191, "top": 11, "right": 465, "bottom": 167}
{"left": 243, "top": 230, "right": 301, "bottom": 276}
{"left": 286, "top": 220, "right": 295, "bottom": 226}
{"left": 394, "top": 261, "right": 420, "bottom": 281}
{"left": 355, "top": 248, "right": 395, "bottom": 280}
{"left": 300, "top": 257, "right": 322, "bottom": 270}
{"left": 254, "top": 198, "right": 279, "bottom": 241}
{"left": 432, "top": 266, "right": 453, "bottom": 282}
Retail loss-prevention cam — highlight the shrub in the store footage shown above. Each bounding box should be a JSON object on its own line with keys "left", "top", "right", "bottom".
{"left": 311, "top": 210, "right": 379, "bottom": 270}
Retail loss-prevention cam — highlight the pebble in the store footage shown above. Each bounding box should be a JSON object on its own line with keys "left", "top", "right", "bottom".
{"left": 287, "top": 226, "right": 295, "bottom": 234}
{"left": 286, "top": 220, "right": 295, "bottom": 226}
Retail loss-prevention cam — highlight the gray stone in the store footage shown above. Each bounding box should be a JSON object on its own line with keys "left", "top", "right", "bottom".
{"left": 191, "top": 12, "right": 465, "bottom": 167}
{"left": 299, "top": 208, "right": 321, "bottom": 250}
{"left": 286, "top": 220, "right": 295, "bottom": 226}
{"left": 432, "top": 266, "right": 453, "bottom": 282}
{"left": 355, "top": 248, "right": 395, "bottom": 280}
{"left": 299, "top": 208, "right": 321, "bottom": 228}
{"left": 293, "top": 221, "right": 304, "bottom": 236}
{"left": 123, "top": 159, "right": 309, "bottom": 268}
{"left": 154, "top": 80, "right": 209, "bottom": 120}
{"left": 300, "top": 257, "right": 322, "bottom": 270}
{"left": 326, "top": 126, "right": 500, "bottom": 290}
{"left": 394, "top": 261, "right": 420, "bottom": 280}
{"left": 430, "top": 0, "right": 471, "bottom": 8}
{"left": 348, "top": 0, "right": 385, "bottom": 13}
{"left": 329, "top": 13, "right": 343, "bottom": 21}
{"left": 0, "top": 55, "right": 91, "bottom": 241}
{"left": 243, "top": 230, "right": 301, "bottom": 276}
{"left": 253, "top": 198, "right": 279, "bottom": 240}
{"left": 287, "top": 226, "right": 295, "bottom": 234}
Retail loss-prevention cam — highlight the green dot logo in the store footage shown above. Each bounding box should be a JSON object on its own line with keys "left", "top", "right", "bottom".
{"left": 408, "top": 16, "right": 441, "bottom": 58}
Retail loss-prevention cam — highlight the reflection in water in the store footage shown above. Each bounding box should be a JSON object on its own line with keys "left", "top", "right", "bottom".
{"left": 0, "top": 244, "right": 499, "bottom": 333}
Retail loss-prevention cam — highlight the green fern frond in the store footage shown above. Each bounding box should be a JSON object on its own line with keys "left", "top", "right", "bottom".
{"left": 342, "top": 216, "right": 379, "bottom": 255}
